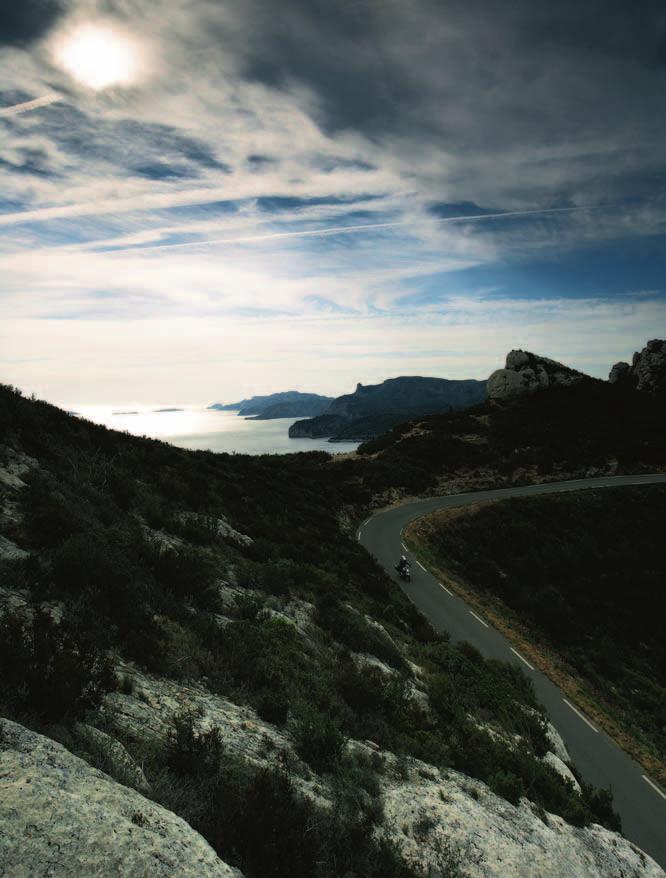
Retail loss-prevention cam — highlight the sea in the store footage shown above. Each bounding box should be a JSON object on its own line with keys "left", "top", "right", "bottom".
{"left": 73, "top": 406, "right": 358, "bottom": 456}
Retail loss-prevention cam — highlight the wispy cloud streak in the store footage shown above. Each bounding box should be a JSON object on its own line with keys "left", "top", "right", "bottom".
{"left": 103, "top": 204, "right": 599, "bottom": 253}
{"left": 0, "top": 93, "right": 62, "bottom": 117}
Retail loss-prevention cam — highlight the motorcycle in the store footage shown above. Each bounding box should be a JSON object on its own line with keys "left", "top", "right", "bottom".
{"left": 395, "top": 561, "right": 411, "bottom": 582}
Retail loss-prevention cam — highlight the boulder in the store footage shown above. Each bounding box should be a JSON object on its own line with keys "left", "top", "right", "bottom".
{"left": 73, "top": 722, "right": 152, "bottom": 796}
{"left": 486, "top": 367, "right": 529, "bottom": 401}
{"left": 488, "top": 350, "right": 588, "bottom": 401}
{"left": 0, "top": 718, "right": 242, "bottom": 878}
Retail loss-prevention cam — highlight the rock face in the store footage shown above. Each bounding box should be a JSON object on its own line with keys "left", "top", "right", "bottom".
{"left": 371, "top": 744, "right": 665, "bottom": 878}
{"left": 0, "top": 718, "right": 242, "bottom": 878}
{"left": 488, "top": 350, "right": 588, "bottom": 401}
{"left": 609, "top": 339, "right": 666, "bottom": 394}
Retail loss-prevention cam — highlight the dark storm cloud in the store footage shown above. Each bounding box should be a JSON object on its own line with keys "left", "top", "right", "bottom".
{"left": 236, "top": 0, "right": 666, "bottom": 137}
{"left": 0, "top": 0, "right": 67, "bottom": 47}
{"left": 223, "top": 0, "right": 666, "bottom": 205}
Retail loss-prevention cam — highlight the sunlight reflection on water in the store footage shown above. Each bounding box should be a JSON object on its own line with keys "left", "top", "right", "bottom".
{"left": 74, "top": 406, "right": 358, "bottom": 456}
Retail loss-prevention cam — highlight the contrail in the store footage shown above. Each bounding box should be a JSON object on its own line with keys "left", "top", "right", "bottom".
{"left": 0, "top": 93, "right": 62, "bottom": 118}
{"left": 118, "top": 204, "right": 596, "bottom": 253}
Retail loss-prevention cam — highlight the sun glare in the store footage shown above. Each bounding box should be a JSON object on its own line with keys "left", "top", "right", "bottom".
{"left": 54, "top": 23, "right": 141, "bottom": 90}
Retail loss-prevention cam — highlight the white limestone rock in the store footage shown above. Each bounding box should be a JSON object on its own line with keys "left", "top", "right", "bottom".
{"left": 545, "top": 720, "right": 571, "bottom": 764}
{"left": 488, "top": 350, "right": 588, "bottom": 401}
{"left": 0, "top": 534, "right": 28, "bottom": 560}
{"left": 487, "top": 367, "right": 527, "bottom": 401}
{"left": 177, "top": 511, "right": 253, "bottom": 546}
{"left": 0, "top": 447, "right": 38, "bottom": 490}
{"left": 543, "top": 751, "right": 581, "bottom": 794}
{"left": 101, "top": 665, "right": 329, "bottom": 806}
{"left": 0, "top": 718, "right": 242, "bottom": 878}
{"left": 608, "top": 339, "right": 666, "bottom": 394}
{"left": 73, "top": 722, "right": 153, "bottom": 795}
{"left": 374, "top": 746, "right": 665, "bottom": 878}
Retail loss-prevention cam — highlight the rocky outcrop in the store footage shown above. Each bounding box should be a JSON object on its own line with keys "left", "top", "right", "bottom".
{"left": 0, "top": 718, "right": 242, "bottom": 878}
{"left": 0, "top": 447, "right": 38, "bottom": 490}
{"left": 609, "top": 339, "right": 666, "bottom": 394}
{"left": 369, "top": 743, "right": 665, "bottom": 878}
{"left": 72, "top": 722, "right": 152, "bottom": 796}
{"left": 0, "top": 534, "right": 28, "bottom": 560}
{"left": 176, "top": 511, "right": 253, "bottom": 546}
{"left": 487, "top": 350, "right": 588, "bottom": 401}
{"left": 100, "top": 664, "right": 330, "bottom": 807}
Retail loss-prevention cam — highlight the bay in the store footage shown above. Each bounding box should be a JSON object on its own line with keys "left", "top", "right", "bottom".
{"left": 74, "top": 406, "right": 358, "bottom": 455}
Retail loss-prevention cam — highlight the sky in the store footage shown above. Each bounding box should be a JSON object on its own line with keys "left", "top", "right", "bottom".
{"left": 1, "top": 0, "right": 665, "bottom": 406}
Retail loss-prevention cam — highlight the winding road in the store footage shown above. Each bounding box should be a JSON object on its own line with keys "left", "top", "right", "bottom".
{"left": 358, "top": 474, "right": 666, "bottom": 869}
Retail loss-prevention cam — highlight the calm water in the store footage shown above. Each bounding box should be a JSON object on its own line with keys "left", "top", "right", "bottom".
{"left": 74, "top": 406, "right": 358, "bottom": 456}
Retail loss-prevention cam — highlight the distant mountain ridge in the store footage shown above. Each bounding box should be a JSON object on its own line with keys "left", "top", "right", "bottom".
{"left": 208, "top": 391, "right": 333, "bottom": 419}
{"left": 289, "top": 376, "right": 487, "bottom": 441}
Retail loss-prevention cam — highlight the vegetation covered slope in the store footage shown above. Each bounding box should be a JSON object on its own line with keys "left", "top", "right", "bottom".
{"left": 0, "top": 383, "right": 620, "bottom": 877}
{"left": 409, "top": 487, "right": 666, "bottom": 780}
{"left": 358, "top": 381, "right": 666, "bottom": 494}
{"left": 290, "top": 375, "right": 486, "bottom": 440}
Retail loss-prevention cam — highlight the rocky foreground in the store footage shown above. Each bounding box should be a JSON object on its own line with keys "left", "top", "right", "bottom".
{"left": 0, "top": 719, "right": 240, "bottom": 878}
{"left": 2, "top": 663, "right": 664, "bottom": 878}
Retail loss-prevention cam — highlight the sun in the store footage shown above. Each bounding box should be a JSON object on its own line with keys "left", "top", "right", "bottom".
{"left": 54, "top": 23, "right": 141, "bottom": 90}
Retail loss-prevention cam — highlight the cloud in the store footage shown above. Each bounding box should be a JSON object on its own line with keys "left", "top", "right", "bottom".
{"left": 3, "top": 294, "right": 665, "bottom": 405}
{"left": 0, "top": 92, "right": 62, "bottom": 116}
{"left": 0, "top": 0, "right": 665, "bottom": 403}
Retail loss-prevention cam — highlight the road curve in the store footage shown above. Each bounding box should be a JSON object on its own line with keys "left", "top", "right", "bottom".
{"left": 359, "top": 474, "right": 666, "bottom": 869}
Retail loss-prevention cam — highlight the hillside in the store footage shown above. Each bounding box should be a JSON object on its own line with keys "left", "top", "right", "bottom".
{"left": 209, "top": 390, "right": 332, "bottom": 419}
{"left": 0, "top": 382, "right": 655, "bottom": 878}
{"left": 407, "top": 487, "right": 666, "bottom": 783}
{"left": 357, "top": 380, "right": 666, "bottom": 498}
{"left": 289, "top": 376, "right": 487, "bottom": 440}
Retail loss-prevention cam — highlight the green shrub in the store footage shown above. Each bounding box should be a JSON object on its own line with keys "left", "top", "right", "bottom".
{"left": 490, "top": 770, "right": 524, "bottom": 804}
{"left": 149, "top": 729, "right": 422, "bottom": 878}
{"left": 292, "top": 706, "right": 344, "bottom": 772}
{"left": 256, "top": 689, "right": 289, "bottom": 725}
{"left": 316, "top": 594, "right": 406, "bottom": 670}
{"left": 0, "top": 608, "right": 115, "bottom": 722}
{"left": 52, "top": 531, "right": 130, "bottom": 594}
{"left": 147, "top": 544, "right": 219, "bottom": 609}
{"left": 21, "top": 475, "right": 86, "bottom": 548}
{"left": 167, "top": 710, "right": 225, "bottom": 778}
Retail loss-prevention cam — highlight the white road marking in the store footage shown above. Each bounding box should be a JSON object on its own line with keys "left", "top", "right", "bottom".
{"left": 563, "top": 699, "right": 598, "bottom": 733}
{"left": 416, "top": 560, "right": 427, "bottom": 572}
{"left": 642, "top": 775, "right": 666, "bottom": 800}
{"left": 401, "top": 542, "right": 408, "bottom": 552}
{"left": 510, "top": 647, "right": 535, "bottom": 671}
{"left": 470, "top": 610, "right": 489, "bottom": 629}
{"left": 439, "top": 582, "right": 453, "bottom": 596}
{"left": 363, "top": 517, "right": 370, "bottom": 527}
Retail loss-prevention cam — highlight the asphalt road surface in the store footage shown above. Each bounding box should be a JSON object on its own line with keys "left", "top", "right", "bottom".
{"left": 358, "top": 474, "right": 666, "bottom": 869}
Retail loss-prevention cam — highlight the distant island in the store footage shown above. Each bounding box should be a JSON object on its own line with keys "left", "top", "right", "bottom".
{"left": 289, "top": 376, "right": 487, "bottom": 441}
{"left": 153, "top": 408, "right": 183, "bottom": 412}
{"left": 112, "top": 410, "right": 139, "bottom": 415}
{"left": 208, "top": 390, "right": 333, "bottom": 420}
